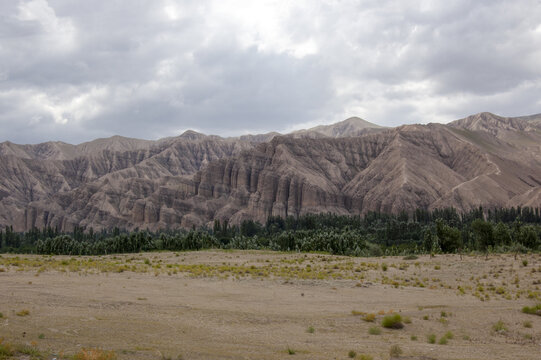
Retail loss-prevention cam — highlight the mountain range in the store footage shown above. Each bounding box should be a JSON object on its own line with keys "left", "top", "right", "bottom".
{"left": 1, "top": 112, "right": 541, "bottom": 232}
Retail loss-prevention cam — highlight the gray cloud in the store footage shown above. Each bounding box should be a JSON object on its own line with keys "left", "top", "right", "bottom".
{"left": 0, "top": 0, "right": 540, "bottom": 144}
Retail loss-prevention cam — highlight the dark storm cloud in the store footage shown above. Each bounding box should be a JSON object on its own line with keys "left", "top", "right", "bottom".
{"left": 0, "top": 0, "right": 540, "bottom": 144}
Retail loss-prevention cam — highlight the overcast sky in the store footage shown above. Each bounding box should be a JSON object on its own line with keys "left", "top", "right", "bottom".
{"left": 1, "top": 0, "right": 540, "bottom": 144}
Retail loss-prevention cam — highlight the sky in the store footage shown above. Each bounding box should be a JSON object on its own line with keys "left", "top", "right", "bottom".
{"left": 1, "top": 0, "right": 540, "bottom": 144}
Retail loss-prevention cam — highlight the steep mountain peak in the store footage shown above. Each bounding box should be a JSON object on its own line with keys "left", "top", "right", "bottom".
{"left": 449, "top": 112, "right": 536, "bottom": 133}
{"left": 292, "top": 116, "right": 385, "bottom": 138}
{"left": 178, "top": 130, "right": 209, "bottom": 140}
{"left": 76, "top": 135, "right": 154, "bottom": 155}
{"left": 237, "top": 132, "right": 281, "bottom": 143}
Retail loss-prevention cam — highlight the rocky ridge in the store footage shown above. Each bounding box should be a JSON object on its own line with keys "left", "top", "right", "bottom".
{"left": 2, "top": 112, "right": 541, "bottom": 231}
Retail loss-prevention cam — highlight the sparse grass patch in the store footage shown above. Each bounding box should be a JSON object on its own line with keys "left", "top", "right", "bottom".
{"left": 427, "top": 334, "right": 436, "bottom": 344}
{"left": 403, "top": 255, "right": 418, "bottom": 260}
{"left": 368, "top": 326, "right": 381, "bottom": 335}
{"left": 38, "top": 333, "right": 45, "bottom": 339}
{"left": 403, "top": 316, "right": 412, "bottom": 324}
{"left": 14, "top": 344, "right": 43, "bottom": 358}
{"left": 522, "top": 304, "right": 541, "bottom": 316}
{"left": 358, "top": 355, "right": 373, "bottom": 360}
{"left": 410, "top": 335, "right": 417, "bottom": 341}
{"left": 348, "top": 350, "right": 356, "bottom": 358}
{"left": 523, "top": 320, "right": 532, "bottom": 328}
{"left": 286, "top": 347, "right": 296, "bottom": 355}
{"left": 16, "top": 309, "right": 30, "bottom": 316}
{"left": 522, "top": 260, "right": 528, "bottom": 267}
{"left": 493, "top": 320, "right": 507, "bottom": 333}
{"left": 0, "top": 340, "right": 14, "bottom": 357}
{"left": 438, "top": 336, "right": 448, "bottom": 345}
{"left": 73, "top": 348, "right": 117, "bottom": 360}
{"left": 363, "top": 313, "right": 376, "bottom": 322}
{"left": 306, "top": 326, "right": 315, "bottom": 333}
{"left": 381, "top": 314, "right": 403, "bottom": 329}
{"left": 389, "top": 344, "right": 403, "bottom": 357}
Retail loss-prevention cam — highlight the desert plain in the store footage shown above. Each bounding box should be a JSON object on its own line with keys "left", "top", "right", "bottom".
{"left": 0, "top": 250, "right": 540, "bottom": 360}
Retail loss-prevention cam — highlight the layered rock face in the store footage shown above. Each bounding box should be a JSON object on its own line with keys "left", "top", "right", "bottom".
{"left": 2, "top": 113, "right": 541, "bottom": 231}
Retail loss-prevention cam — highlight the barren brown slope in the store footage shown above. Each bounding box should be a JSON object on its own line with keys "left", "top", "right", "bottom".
{"left": 189, "top": 117, "right": 541, "bottom": 225}
{"left": 0, "top": 134, "right": 254, "bottom": 231}
{"left": 3, "top": 113, "right": 541, "bottom": 231}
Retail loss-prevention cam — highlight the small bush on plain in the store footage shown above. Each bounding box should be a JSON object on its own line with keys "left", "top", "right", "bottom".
{"left": 493, "top": 320, "right": 507, "bottom": 333}
{"left": 382, "top": 314, "right": 403, "bottom": 329}
{"left": 522, "top": 304, "right": 541, "bottom": 316}
{"left": 363, "top": 313, "right": 376, "bottom": 322}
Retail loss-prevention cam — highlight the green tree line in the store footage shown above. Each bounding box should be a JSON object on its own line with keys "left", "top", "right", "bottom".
{"left": 1, "top": 207, "right": 540, "bottom": 256}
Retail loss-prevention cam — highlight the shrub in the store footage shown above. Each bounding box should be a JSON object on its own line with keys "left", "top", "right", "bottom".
{"left": 427, "top": 334, "right": 436, "bottom": 344}
{"left": 306, "top": 326, "right": 315, "bottom": 333}
{"left": 0, "top": 340, "right": 14, "bottom": 357}
{"left": 0, "top": 312, "right": 3, "bottom": 318}
{"left": 382, "top": 314, "right": 404, "bottom": 329}
{"left": 493, "top": 320, "right": 507, "bottom": 333}
{"left": 410, "top": 335, "right": 418, "bottom": 341}
{"left": 444, "top": 331, "right": 454, "bottom": 339}
{"left": 363, "top": 313, "right": 376, "bottom": 322}
{"left": 348, "top": 350, "right": 356, "bottom": 358}
{"left": 287, "top": 347, "right": 296, "bottom": 355}
{"left": 438, "top": 336, "right": 448, "bottom": 345}
{"left": 522, "top": 304, "right": 541, "bottom": 316}
{"left": 403, "top": 316, "right": 412, "bottom": 324}
{"left": 38, "top": 333, "right": 45, "bottom": 339}
{"left": 73, "top": 348, "right": 117, "bottom": 360}
{"left": 381, "top": 263, "right": 388, "bottom": 271}
{"left": 359, "top": 355, "right": 373, "bottom": 360}
{"left": 389, "top": 345, "right": 403, "bottom": 357}
{"left": 16, "top": 309, "right": 30, "bottom": 317}
{"left": 522, "top": 260, "right": 528, "bottom": 267}
{"left": 368, "top": 326, "right": 381, "bottom": 335}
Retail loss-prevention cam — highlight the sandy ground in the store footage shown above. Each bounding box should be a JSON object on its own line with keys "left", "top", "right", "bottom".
{"left": 0, "top": 251, "right": 540, "bottom": 360}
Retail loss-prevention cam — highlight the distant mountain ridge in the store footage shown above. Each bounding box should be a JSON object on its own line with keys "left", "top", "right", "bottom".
{"left": 1, "top": 111, "right": 541, "bottom": 231}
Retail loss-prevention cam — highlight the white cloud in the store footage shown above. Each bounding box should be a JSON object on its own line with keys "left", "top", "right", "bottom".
{"left": 16, "top": 0, "right": 77, "bottom": 54}
{"left": 0, "top": 0, "right": 540, "bottom": 144}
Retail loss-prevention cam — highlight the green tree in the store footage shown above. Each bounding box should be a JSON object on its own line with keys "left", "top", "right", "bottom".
{"left": 493, "top": 222, "right": 511, "bottom": 246}
{"left": 435, "top": 219, "right": 462, "bottom": 252}
{"left": 471, "top": 219, "right": 494, "bottom": 250}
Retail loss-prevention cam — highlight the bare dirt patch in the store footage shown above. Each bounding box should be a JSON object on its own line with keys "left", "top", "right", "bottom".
{"left": 0, "top": 251, "right": 540, "bottom": 359}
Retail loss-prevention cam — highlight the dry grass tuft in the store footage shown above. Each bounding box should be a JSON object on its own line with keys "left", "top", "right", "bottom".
{"left": 73, "top": 348, "right": 117, "bottom": 360}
